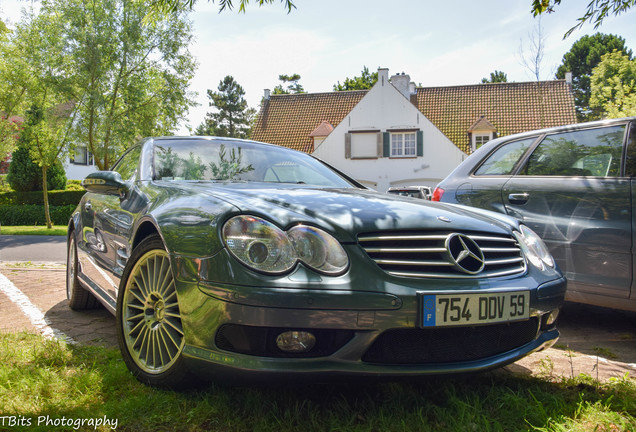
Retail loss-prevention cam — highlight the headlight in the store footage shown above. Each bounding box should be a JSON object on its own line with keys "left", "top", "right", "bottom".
{"left": 287, "top": 225, "right": 348, "bottom": 274}
{"left": 514, "top": 225, "right": 554, "bottom": 270}
{"left": 222, "top": 215, "right": 348, "bottom": 275}
{"left": 222, "top": 216, "right": 296, "bottom": 274}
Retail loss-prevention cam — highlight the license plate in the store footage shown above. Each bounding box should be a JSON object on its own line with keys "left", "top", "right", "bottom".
{"left": 420, "top": 291, "right": 530, "bottom": 327}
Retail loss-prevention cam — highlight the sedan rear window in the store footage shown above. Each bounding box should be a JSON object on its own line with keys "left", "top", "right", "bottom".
{"left": 474, "top": 138, "right": 536, "bottom": 176}
{"left": 522, "top": 125, "right": 625, "bottom": 177}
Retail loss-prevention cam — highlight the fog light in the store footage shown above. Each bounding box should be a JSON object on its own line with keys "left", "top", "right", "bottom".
{"left": 276, "top": 331, "right": 316, "bottom": 353}
{"left": 546, "top": 308, "right": 560, "bottom": 326}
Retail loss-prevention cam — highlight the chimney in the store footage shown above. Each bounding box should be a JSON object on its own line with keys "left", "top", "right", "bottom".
{"left": 378, "top": 68, "right": 389, "bottom": 86}
{"left": 565, "top": 72, "right": 573, "bottom": 85}
{"left": 390, "top": 72, "right": 412, "bottom": 99}
{"left": 264, "top": 89, "right": 271, "bottom": 100}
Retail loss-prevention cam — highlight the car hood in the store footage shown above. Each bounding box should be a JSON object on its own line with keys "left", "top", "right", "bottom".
{"left": 160, "top": 182, "right": 517, "bottom": 242}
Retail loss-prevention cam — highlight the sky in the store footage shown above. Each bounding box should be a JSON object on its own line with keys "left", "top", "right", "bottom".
{"left": 2, "top": 0, "right": 636, "bottom": 134}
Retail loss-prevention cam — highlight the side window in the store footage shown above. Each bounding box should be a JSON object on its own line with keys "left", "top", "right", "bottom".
{"left": 522, "top": 125, "right": 626, "bottom": 177}
{"left": 624, "top": 122, "right": 636, "bottom": 177}
{"left": 474, "top": 138, "right": 536, "bottom": 176}
{"left": 111, "top": 146, "right": 142, "bottom": 181}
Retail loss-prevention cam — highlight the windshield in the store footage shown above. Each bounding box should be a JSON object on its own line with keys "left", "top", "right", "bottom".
{"left": 153, "top": 138, "right": 354, "bottom": 188}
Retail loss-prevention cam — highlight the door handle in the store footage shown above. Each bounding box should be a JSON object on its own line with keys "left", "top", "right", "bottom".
{"left": 508, "top": 193, "right": 529, "bottom": 205}
{"left": 84, "top": 202, "right": 93, "bottom": 211}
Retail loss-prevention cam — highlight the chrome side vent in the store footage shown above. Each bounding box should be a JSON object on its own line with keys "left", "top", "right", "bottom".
{"left": 358, "top": 231, "right": 526, "bottom": 279}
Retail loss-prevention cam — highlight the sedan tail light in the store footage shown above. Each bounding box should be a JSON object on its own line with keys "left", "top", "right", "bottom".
{"left": 431, "top": 187, "right": 445, "bottom": 201}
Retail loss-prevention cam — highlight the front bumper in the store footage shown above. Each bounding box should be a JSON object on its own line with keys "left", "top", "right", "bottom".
{"left": 175, "top": 268, "right": 566, "bottom": 379}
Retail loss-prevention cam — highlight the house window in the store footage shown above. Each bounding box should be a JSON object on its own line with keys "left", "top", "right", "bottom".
{"left": 391, "top": 132, "right": 416, "bottom": 157}
{"left": 345, "top": 131, "right": 382, "bottom": 159}
{"left": 351, "top": 133, "right": 379, "bottom": 158}
{"left": 70, "top": 146, "right": 93, "bottom": 165}
{"left": 473, "top": 133, "right": 492, "bottom": 151}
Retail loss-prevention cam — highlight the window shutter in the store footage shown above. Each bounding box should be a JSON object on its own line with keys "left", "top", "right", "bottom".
{"left": 345, "top": 133, "right": 351, "bottom": 159}
{"left": 383, "top": 132, "right": 390, "bottom": 157}
{"left": 417, "top": 131, "right": 423, "bottom": 156}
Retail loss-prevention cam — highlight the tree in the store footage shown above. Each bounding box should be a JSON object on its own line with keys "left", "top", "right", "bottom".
{"left": 518, "top": 16, "right": 550, "bottom": 81}
{"left": 195, "top": 75, "right": 255, "bottom": 138}
{"left": 333, "top": 66, "right": 378, "bottom": 91}
{"left": 532, "top": 0, "right": 635, "bottom": 38}
{"left": 24, "top": 103, "right": 75, "bottom": 228}
{"left": 0, "top": 19, "right": 26, "bottom": 161}
{"left": 481, "top": 70, "right": 508, "bottom": 83}
{"left": 6, "top": 143, "right": 66, "bottom": 192}
{"left": 272, "top": 73, "right": 305, "bottom": 94}
{"left": 147, "top": 0, "right": 295, "bottom": 14}
{"left": 8, "top": 0, "right": 197, "bottom": 170}
{"left": 556, "top": 33, "right": 633, "bottom": 121}
{"left": 590, "top": 51, "right": 636, "bottom": 117}
{"left": 3, "top": 5, "right": 75, "bottom": 227}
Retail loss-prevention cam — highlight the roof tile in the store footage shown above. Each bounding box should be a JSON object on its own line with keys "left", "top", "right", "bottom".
{"left": 251, "top": 80, "right": 576, "bottom": 154}
{"left": 251, "top": 91, "right": 367, "bottom": 152}
{"left": 415, "top": 80, "right": 576, "bottom": 153}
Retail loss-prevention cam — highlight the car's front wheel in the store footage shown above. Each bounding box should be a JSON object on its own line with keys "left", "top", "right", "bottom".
{"left": 116, "top": 234, "right": 190, "bottom": 388}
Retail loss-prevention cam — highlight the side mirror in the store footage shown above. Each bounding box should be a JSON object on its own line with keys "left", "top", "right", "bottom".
{"left": 82, "top": 171, "right": 130, "bottom": 198}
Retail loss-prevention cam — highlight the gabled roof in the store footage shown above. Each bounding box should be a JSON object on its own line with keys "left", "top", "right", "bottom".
{"left": 468, "top": 115, "right": 496, "bottom": 132}
{"left": 309, "top": 120, "right": 334, "bottom": 137}
{"left": 251, "top": 80, "right": 576, "bottom": 154}
{"left": 415, "top": 80, "right": 576, "bottom": 153}
{"left": 251, "top": 91, "right": 367, "bottom": 152}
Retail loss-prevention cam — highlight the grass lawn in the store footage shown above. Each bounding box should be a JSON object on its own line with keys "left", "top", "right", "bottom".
{"left": 0, "top": 225, "right": 67, "bottom": 236}
{"left": 0, "top": 332, "right": 634, "bottom": 432}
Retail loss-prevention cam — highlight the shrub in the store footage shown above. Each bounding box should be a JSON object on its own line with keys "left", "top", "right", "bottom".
{"left": 0, "top": 204, "right": 76, "bottom": 225}
{"left": 6, "top": 145, "right": 67, "bottom": 192}
{"left": 66, "top": 179, "right": 84, "bottom": 191}
{"left": 0, "top": 189, "right": 85, "bottom": 206}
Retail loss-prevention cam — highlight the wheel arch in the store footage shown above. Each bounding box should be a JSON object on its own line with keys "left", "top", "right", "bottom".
{"left": 132, "top": 218, "right": 162, "bottom": 251}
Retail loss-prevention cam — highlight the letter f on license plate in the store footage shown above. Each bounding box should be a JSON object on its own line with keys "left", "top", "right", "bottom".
{"left": 420, "top": 291, "right": 529, "bottom": 327}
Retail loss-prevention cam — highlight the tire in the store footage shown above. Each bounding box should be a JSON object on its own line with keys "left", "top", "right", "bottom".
{"left": 116, "top": 234, "right": 191, "bottom": 388}
{"left": 67, "top": 232, "right": 100, "bottom": 310}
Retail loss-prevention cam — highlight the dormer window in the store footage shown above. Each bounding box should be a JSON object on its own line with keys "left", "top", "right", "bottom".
{"left": 468, "top": 115, "right": 497, "bottom": 153}
{"left": 474, "top": 134, "right": 492, "bottom": 150}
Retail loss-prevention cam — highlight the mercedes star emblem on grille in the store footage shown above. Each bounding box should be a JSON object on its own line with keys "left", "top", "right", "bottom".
{"left": 446, "top": 233, "right": 486, "bottom": 274}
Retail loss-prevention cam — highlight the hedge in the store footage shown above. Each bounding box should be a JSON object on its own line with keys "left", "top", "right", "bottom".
{"left": 0, "top": 190, "right": 86, "bottom": 206}
{"left": 0, "top": 204, "right": 77, "bottom": 226}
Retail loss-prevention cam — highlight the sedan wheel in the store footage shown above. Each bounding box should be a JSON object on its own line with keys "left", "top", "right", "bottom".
{"left": 117, "top": 234, "right": 189, "bottom": 387}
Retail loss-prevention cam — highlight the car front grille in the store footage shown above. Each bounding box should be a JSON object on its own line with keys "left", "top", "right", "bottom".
{"left": 361, "top": 318, "right": 540, "bottom": 365}
{"left": 358, "top": 231, "right": 526, "bottom": 279}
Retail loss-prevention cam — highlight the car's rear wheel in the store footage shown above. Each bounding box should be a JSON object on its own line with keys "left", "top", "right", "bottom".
{"left": 67, "top": 232, "right": 99, "bottom": 310}
{"left": 116, "top": 234, "right": 190, "bottom": 388}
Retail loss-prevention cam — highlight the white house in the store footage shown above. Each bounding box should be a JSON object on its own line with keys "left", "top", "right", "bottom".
{"left": 312, "top": 69, "right": 466, "bottom": 191}
{"left": 65, "top": 144, "right": 98, "bottom": 180}
{"left": 220, "top": 68, "right": 578, "bottom": 192}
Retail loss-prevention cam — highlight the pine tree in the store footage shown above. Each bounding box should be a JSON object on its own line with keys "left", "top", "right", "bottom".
{"left": 196, "top": 76, "right": 255, "bottom": 138}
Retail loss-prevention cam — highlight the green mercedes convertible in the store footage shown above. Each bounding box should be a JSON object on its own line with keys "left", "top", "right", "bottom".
{"left": 67, "top": 136, "right": 565, "bottom": 387}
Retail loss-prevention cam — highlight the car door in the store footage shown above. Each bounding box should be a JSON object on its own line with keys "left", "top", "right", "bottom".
{"left": 79, "top": 146, "right": 141, "bottom": 299}
{"left": 502, "top": 123, "right": 632, "bottom": 301}
{"left": 453, "top": 137, "right": 538, "bottom": 214}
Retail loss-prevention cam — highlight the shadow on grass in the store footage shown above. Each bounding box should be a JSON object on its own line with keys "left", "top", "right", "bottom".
{"left": 1, "top": 332, "right": 634, "bottom": 432}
